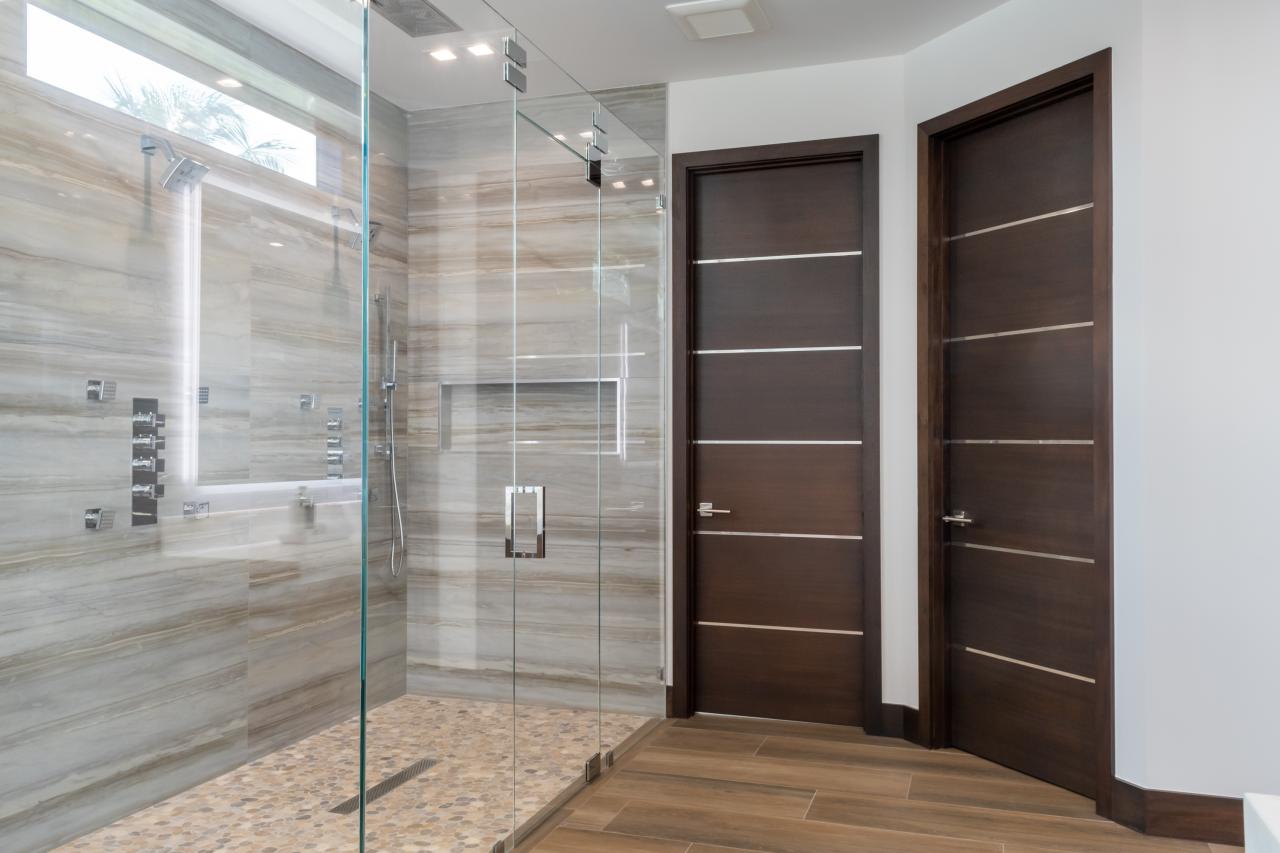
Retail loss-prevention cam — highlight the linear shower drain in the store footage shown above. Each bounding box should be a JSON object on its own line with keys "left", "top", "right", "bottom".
{"left": 329, "top": 757, "right": 439, "bottom": 815}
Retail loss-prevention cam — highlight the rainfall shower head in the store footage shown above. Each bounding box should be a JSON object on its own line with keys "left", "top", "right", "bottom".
{"left": 370, "top": 0, "right": 462, "bottom": 37}
{"left": 141, "top": 134, "right": 210, "bottom": 191}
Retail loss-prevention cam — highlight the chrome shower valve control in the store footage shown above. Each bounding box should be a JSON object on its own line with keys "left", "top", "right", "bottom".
{"left": 131, "top": 397, "right": 165, "bottom": 526}
{"left": 86, "top": 379, "right": 117, "bottom": 402}
{"left": 83, "top": 508, "right": 115, "bottom": 530}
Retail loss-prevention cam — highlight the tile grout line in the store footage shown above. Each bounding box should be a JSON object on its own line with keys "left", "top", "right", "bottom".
{"left": 802, "top": 790, "right": 818, "bottom": 820}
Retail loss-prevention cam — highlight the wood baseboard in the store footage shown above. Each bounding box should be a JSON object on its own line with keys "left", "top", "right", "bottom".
{"left": 1110, "top": 778, "right": 1244, "bottom": 846}
{"left": 872, "top": 703, "right": 923, "bottom": 745}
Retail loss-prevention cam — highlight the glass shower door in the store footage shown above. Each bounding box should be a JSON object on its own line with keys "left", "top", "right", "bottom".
{"left": 511, "top": 75, "right": 604, "bottom": 832}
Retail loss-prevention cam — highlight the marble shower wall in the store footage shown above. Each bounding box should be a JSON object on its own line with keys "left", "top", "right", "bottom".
{"left": 0, "top": 2, "right": 406, "bottom": 850}
{"left": 404, "top": 85, "right": 668, "bottom": 717}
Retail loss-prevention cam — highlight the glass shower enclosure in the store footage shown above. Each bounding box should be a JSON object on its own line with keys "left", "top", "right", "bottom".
{"left": 0, "top": 0, "right": 665, "bottom": 850}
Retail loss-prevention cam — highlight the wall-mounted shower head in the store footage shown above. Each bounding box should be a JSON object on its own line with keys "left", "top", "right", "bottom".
{"left": 141, "top": 134, "right": 210, "bottom": 192}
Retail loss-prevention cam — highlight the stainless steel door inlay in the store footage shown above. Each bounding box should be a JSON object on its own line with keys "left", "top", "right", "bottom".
{"left": 944, "top": 320, "right": 1094, "bottom": 344}
{"left": 696, "top": 621, "right": 865, "bottom": 636}
{"left": 948, "top": 541, "right": 1095, "bottom": 563}
{"left": 694, "top": 530, "right": 863, "bottom": 540}
{"left": 943, "top": 202, "right": 1093, "bottom": 242}
{"left": 964, "top": 647, "right": 1095, "bottom": 683}
{"left": 693, "top": 250, "right": 861, "bottom": 265}
{"left": 694, "top": 440, "right": 862, "bottom": 445}
{"left": 693, "top": 345, "right": 861, "bottom": 355}
{"left": 945, "top": 439, "right": 1093, "bottom": 445}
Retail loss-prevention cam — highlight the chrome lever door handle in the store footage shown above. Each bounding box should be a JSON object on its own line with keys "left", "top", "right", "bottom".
{"left": 942, "top": 511, "right": 974, "bottom": 526}
{"left": 698, "top": 502, "right": 731, "bottom": 518}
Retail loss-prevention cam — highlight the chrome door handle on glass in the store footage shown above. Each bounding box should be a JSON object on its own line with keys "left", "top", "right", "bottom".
{"left": 942, "top": 510, "right": 974, "bottom": 526}
{"left": 698, "top": 502, "right": 731, "bottom": 518}
{"left": 505, "top": 485, "right": 546, "bottom": 559}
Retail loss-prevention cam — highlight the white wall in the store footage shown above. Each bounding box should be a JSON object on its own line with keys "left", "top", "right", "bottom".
{"left": 668, "top": 0, "right": 1280, "bottom": 800}
{"left": 667, "top": 55, "right": 917, "bottom": 705}
{"left": 1132, "top": 0, "right": 1280, "bottom": 797}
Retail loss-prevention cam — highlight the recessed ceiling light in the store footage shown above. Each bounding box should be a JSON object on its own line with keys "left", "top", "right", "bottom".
{"left": 554, "top": 134, "right": 568, "bottom": 141}
{"left": 467, "top": 43, "right": 493, "bottom": 56}
{"left": 216, "top": 77, "right": 243, "bottom": 88}
{"left": 612, "top": 181, "right": 627, "bottom": 190}
{"left": 430, "top": 48, "right": 457, "bottom": 62}
{"left": 641, "top": 178, "right": 655, "bottom": 187}
{"left": 666, "top": 0, "right": 770, "bottom": 40}
{"left": 269, "top": 241, "right": 284, "bottom": 248}
{"left": 579, "top": 130, "right": 594, "bottom": 139}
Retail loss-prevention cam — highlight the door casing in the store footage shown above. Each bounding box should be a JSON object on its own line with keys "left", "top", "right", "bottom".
{"left": 915, "top": 50, "right": 1114, "bottom": 814}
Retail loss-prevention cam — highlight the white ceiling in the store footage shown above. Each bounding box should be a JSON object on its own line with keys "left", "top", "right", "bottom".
{"left": 209, "top": 0, "right": 1010, "bottom": 111}
{"left": 483, "top": 0, "right": 1011, "bottom": 90}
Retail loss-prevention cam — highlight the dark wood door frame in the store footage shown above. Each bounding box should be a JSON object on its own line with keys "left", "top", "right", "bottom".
{"left": 670, "top": 135, "right": 882, "bottom": 728}
{"left": 916, "top": 50, "right": 1114, "bottom": 813}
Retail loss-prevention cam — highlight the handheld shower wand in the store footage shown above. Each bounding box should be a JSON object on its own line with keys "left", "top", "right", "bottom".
{"left": 374, "top": 292, "right": 406, "bottom": 578}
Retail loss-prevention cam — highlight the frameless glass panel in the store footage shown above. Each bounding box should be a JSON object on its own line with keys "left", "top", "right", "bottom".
{"left": 512, "top": 36, "right": 604, "bottom": 833}
{"left": 364, "top": 1, "right": 518, "bottom": 850}
{"left": 0, "top": 0, "right": 366, "bottom": 849}
{"left": 593, "top": 101, "right": 669, "bottom": 752}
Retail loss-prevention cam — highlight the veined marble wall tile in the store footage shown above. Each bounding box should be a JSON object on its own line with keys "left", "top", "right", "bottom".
{"left": 0, "top": 10, "right": 407, "bottom": 846}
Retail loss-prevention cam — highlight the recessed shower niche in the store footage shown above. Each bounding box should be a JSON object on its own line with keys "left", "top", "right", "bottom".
{"left": 438, "top": 379, "right": 622, "bottom": 453}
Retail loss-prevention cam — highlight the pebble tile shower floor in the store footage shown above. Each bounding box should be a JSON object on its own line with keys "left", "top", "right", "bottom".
{"left": 56, "top": 696, "right": 651, "bottom": 853}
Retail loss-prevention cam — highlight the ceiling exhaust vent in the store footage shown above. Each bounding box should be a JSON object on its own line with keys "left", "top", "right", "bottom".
{"left": 371, "top": 0, "right": 462, "bottom": 38}
{"left": 666, "top": 0, "right": 770, "bottom": 40}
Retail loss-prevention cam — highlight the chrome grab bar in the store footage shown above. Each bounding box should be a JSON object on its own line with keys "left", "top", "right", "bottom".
{"left": 505, "top": 485, "right": 546, "bottom": 559}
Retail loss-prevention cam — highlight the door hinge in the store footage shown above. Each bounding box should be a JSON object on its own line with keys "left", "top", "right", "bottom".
{"left": 502, "top": 37, "right": 527, "bottom": 92}
{"left": 584, "top": 752, "right": 602, "bottom": 783}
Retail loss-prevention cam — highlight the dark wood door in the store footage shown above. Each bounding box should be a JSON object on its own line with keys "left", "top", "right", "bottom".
{"left": 680, "top": 141, "right": 878, "bottom": 727}
{"left": 940, "top": 86, "right": 1100, "bottom": 797}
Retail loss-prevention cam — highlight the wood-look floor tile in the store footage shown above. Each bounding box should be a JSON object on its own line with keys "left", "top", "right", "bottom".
{"left": 908, "top": 769, "right": 1102, "bottom": 820}
{"left": 560, "top": 794, "right": 632, "bottom": 830}
{"left": 647, "top": 727, "right": 766, "bottom": 756}
{"left": 599, "top": 769, "right": 815, "bottom": 818}
{"left": 1004, "top": 846, "right": 1211, "bottom": 853}
{"left": 1207, "top": 845, "right": 1244, "bottom": 852}
{"left": 532, "top": 826, "right": 693, "bottom": 853}
{"left": 674, "top": 714, "right": 923, "bottom": 749}
{"left": 756, "top": 734, "right": 1026, "bottom": 781}
{"left": 605, "top": 801, "right": 1002, "bottom": 853}
{"left": 626, "top": 747, "right": 911, "bottom": 798}
{"left": 808, "top": 792, "right": 1212, "bottom": 852}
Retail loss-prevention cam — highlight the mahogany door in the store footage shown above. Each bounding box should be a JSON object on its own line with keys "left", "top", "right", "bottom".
{"left": 675, "top": 138, "right": 880, "bottom": 726}
{"left": 926, "top": 65, "right": 1110, "bottom": 798}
